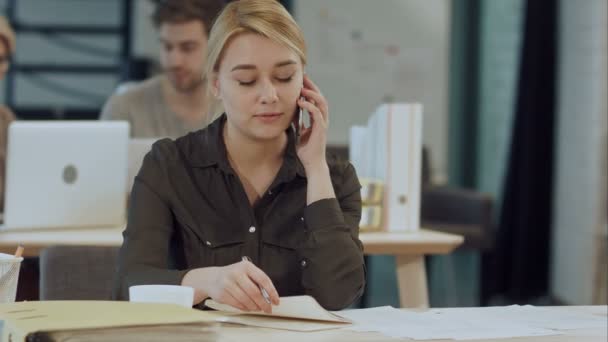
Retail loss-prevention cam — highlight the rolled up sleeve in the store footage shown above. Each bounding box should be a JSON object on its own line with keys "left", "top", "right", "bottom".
{"left": 298, "top": 163, "right": 365, "bottom": 310}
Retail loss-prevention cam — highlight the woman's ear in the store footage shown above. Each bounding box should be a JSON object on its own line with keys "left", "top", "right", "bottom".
{"left": 211, "top": 74, "right": 221, "bottom": 99}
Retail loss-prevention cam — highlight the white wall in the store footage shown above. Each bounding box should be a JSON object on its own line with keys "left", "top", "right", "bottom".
{"left": 550, "top": 0, "right": 607, "bottom": 305}
{"left": 294, "top": 0, "right": 450, "bottom": 182}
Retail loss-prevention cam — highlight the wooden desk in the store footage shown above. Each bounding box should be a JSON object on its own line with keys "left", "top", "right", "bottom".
{"left": 0, "top": 227, "right": 462, "bottom": 308}
{"left": 0, "top": 226, "right": 125, "bottom": 257}
{"left": 215, "top": 306, "right": 607, "bottom": 342}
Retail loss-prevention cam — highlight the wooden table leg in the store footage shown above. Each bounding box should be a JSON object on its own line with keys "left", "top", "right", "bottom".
{"left": 395, "top": 255, "right": 429, "bottom": 308}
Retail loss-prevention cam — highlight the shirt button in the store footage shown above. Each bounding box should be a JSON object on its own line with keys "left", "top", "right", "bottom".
{"left": 249, "top": 226, "right": 256, "bottom": 233}
{"left": 300, "top": 259, "right": 307, "bottom": 267}
{"left": 205, "top": 241, "right": 211, "bottom": 246}
{"left": 268, "top": 190, "right": 273, "bottom": 195}
{"left": 300, "top": 217, "right": 304, "bottom": 221}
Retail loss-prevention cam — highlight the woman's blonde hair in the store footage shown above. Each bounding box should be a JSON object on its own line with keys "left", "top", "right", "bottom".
{"left": 204, "top": 0, "right": 307, "bottom": 119}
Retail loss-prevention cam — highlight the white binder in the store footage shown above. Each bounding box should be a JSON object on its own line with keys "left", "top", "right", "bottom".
{"left": 349, "top": 103, "right": 423, "bottom": 232}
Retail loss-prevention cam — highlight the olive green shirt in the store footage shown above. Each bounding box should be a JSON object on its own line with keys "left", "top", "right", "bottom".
{"left": 113, "top": 115, "right": 365, "bottom": 310}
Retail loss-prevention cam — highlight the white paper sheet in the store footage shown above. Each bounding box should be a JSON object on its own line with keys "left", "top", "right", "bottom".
{"left": 339, "top": 306, "right": 563, "bottom": 340}
{"left": 206, "top": 296, "right": 350, "bottom": 323}
{"left": 428, "top": 305, "right": 608, "bottom": 331}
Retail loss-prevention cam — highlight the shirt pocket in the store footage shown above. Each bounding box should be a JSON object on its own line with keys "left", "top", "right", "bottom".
{"left": 174, "top": 215, "right": 245, "bottom": 268}
{"left": 262, "top": 215, "right": 306, "bottom": 250}
{"left": 201, "top": 238, "right": 245, "bottom": 267}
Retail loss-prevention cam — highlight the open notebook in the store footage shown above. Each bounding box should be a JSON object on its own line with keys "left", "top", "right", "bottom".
{"left": 205, "top": 295, "right": 352, "bottom": 331}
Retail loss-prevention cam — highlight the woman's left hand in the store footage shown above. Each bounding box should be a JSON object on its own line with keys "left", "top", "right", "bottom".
{"left": 296, "top": 75, "right": 329, "bottom": 172}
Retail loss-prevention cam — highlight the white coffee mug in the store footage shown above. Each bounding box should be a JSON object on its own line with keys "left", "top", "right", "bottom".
{"left": 129, "top": 285, "right": 194, "bottom": 308}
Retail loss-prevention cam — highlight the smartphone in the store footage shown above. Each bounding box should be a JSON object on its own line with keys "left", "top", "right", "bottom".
{"left": 294, "top": 96, "right": 305, "bottom": 142}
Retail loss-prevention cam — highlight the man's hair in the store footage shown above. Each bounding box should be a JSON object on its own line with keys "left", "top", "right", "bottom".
{"left": 151, "top": 0, "right": 227, "bottom": 34}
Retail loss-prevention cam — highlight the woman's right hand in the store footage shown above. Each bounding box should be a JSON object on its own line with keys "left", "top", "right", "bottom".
{"left": 183, "top": 259, "right": 280, "bottom": 313}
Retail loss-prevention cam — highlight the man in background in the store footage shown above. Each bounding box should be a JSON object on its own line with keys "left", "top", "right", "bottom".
{"left": 101, "top": 0, "right": 225, "bottom": 138}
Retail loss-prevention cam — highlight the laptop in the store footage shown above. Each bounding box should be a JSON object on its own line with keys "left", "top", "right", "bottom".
{"left": 1, "top": 121, "right": 129, "bottom": 230}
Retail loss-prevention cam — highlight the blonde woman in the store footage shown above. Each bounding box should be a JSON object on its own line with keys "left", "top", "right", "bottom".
{"left": 114, "top": 0, "right": 365, "bottom": 311}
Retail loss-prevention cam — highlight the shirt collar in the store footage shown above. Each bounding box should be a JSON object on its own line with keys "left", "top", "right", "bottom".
{"left": 183, "top": 113, "right": 306, "bottom": 179}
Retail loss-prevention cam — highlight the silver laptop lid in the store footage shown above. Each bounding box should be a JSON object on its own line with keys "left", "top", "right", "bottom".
{"left": 3, "top": 121, "right": 129, "bottom": 230}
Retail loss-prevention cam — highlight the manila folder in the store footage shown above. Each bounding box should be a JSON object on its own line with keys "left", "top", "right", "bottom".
{"left": 0, "top": 301, "right": 218, "bottom": 342}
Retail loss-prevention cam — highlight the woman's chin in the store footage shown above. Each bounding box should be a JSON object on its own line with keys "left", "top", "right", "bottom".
{"left": 248, "top": 126, "right": 289, "bottom": 142}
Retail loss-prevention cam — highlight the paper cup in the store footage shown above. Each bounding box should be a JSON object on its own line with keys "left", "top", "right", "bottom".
{"left": 0, "top": 253, "right": 24, "bottom": 303}
{"left": 129, "top": 285, "right": 194, "bottom": 308}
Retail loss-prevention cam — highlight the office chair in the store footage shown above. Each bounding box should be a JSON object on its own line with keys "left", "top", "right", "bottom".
{"left": 39, "top": 245, "right": 119, "bottom": 300}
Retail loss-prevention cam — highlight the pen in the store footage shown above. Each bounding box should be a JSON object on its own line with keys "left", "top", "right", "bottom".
{"left": 15, "top": 245, "right": 24, "bottom": 258}
{"left": 241, "top": 256, "right": 272, "bottom": 305}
